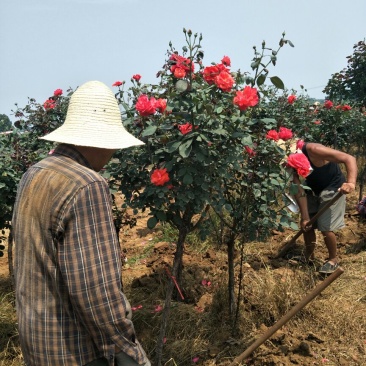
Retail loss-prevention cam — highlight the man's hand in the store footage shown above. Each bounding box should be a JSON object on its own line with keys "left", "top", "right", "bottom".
{"left": 339, "top": 182, "right": 355, "bottom": 194}
{"left": 300, "top": 218, "right": 312, "bottom": 231}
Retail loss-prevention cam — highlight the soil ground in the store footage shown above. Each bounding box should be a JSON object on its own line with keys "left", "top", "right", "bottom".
{"left": 0, "top": 190, "right": 365, "bottom": 365}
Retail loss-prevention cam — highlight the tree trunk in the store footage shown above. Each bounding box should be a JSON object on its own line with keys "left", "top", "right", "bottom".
{"left": 358, "top": 165, "right": 365, "bottom": 202}
{"left": 227, "top": 235, "right": 236, "bottom": 322}
{"left": 155, "top": 226, "right": 188, "bottom": 366}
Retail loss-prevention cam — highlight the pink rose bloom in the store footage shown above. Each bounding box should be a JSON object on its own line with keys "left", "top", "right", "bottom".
{"left": 53, "top": 89, "right": 63, "bottom": 96}
{"left": 233, "top": 86, "right": 259, "bottom": 111}
{"left": 151, "top": 168, "right": 170, "bottom": 186}
{"left": 135, "top": 94, "right": 156, "bottom": 116}
{"left": 266, "top": 130, "right": 279, "bottom": 141}
{"left": 313, "top": 120, "right": 321, "bottom": 125}
{"left": 178, "top": 122, "right": 193, "bottom": 135}
{"left": 342, "top": 104, "right": 351, "bottom": 111}
{"left": 132, "top": 74, "right": 141, "bottom": 81}
{"left": 278, "top": 127, "right": 293, "bottom": 141}
{"left": 112, "top": 81, "right": 123, "bottom": 87}
{"left": 221, "top": 55, "right": 231, "bottom": 67}
{"left": 324, "top": 100, "right": 333, "bottom": 109}
{"left": 214, "top": 70, "right": 234, "bottom": 92}
{"left": 287, "top": 95, "right": 297, "bottom": 104}
{"left": 287, "top": 153, "right": 311, "bottom": 177}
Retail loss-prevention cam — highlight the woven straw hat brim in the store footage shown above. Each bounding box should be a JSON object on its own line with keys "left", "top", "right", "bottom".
{"left": 40, "top": 80, "right": 144, "bottom": 150}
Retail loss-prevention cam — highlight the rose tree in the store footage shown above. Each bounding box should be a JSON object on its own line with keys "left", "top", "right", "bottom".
{"left": 108, "top": 29, "right": 297, "bottom": 361}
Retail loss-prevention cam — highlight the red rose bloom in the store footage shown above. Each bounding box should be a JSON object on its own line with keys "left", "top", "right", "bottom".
{"left": 266, "top": 130, "right": 279, "bottom": 141}
{"left": 244, "top": 145, "right": 256, "bottom": 157}
{"left": 287, "top": 95, "right": 297, "bottom": 104}
{"left": 170, "top": 54, "right": 194, "bottom": 78}
{"left": 233, "top": 86, "right": 259, "bottom": 111}
{"left": 155, "top": 98, "right": 167, "bottom": 114}
{"left": 221, "top": 55, "right": 231, "bottom": 67}
{"left": 43, "top": 99, "right": 56, "bottom": 109}
{"left": 173, "top": 68, "right": 186, "bottom": 78}
{"left": 342, "top": 105, "right": 351, "bottom": 111}
{"left": 151, "top": 168, "right": 170, "bottom": 186}
{"left": 132, "top": 74, "right": 141, "bottom": 81}
{"left": 214, "top": 70, "right": 234, "bottom": 92}
{"left": 178, "top": 122, "right": 193, "bottom": 135}
{"left": 112, "top": 81, "right": 123, "bottom": 87}
{"left": 296, "top": 139, "right": 305, "bottom": 150}
{"left": 313, "top": 120, "right": 321, "bottom": 125}
{"left": 135, "top": 94, "right": 156, "bottom": 116}
{"left": 53, "top": 89, "right": 63, "bottom": 96}
{"left": 278, "top": 127, "right": 293, "bottom": 141}
{"left": 287, "top": 153, "right": 311, "bottom": 178}
{"left": 202, "top": 65, "right": 220, "bottom": 84}
{"left": 324, "top": 100, "right": 333, "bottom": 109}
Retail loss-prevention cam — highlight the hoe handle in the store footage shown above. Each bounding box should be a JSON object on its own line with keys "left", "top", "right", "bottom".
{"left": 228, "top": 267, "right": 344, "bottom": 365}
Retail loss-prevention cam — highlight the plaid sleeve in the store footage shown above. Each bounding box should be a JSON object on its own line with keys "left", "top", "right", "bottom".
{"left": 59, "top": 180, "right": 148, "bottom": 364}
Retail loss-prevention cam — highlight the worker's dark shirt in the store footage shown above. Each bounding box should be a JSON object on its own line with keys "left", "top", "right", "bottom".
{"left": 302, "top": 143, "right": 345, "bottom": 196}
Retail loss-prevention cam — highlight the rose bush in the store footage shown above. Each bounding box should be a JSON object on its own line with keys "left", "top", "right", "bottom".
{"left": 2, "top": 29, "right": 366, "bottom": 363}
{"left": 106, "top": 30, "right": 301, "bottom": 353}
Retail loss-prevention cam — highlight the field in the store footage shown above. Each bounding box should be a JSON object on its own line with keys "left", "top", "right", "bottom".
{"left": 0, "top": 190, "right": 365, "bottom": 366}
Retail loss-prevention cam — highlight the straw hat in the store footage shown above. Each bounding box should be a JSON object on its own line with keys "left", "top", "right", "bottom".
{"left": 40, "top": 80, "right": 144, "bottom": 149}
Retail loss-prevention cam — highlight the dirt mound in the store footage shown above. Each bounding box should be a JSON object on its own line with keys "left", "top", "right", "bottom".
{"left": 1, "top": 191, "right": 365, "bottom": 365}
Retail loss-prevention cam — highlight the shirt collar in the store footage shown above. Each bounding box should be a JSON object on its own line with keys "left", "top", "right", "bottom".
{"left": 52, "top": 144, "right": 93, "bottom": 170}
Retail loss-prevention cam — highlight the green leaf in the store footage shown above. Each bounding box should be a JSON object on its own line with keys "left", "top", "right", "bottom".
{"left": 142, "top": 125, "right": 157, "bottom": 137}
{"left": 183, "top": 174, "right": 193, "bottom": 185}
{"left": 256, "top": 74, "right": 266, "bottom": 86}
{"left": 147, "top": 217, "right": 158, "bottom": 229}
{"left": 270, "top": 76, "right": 285, "bottom": 90}
{"left": 155, "top": 211, "right": 167, "bottom": 221}
{"left": 211, "top": 128, "right": 227, "bottom": 136}
{"left": 179, "top": 139, "right": 193, "bottom": 158}
{"left": 167, "top": 140, "right": 181, "bottom": 153}
{"left": 290, "top": 222, "right": 299, "bottom": 230}
{"left": 241, "top": 136, "right": 253, "bottom": 145}
{"left": 254, "top": 189, "right": 261, "bottom": 198}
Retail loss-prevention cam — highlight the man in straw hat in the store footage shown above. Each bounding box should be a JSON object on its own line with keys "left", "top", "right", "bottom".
{"left": 290, "top": 140, "right": 357, "bottom": 274}
{"left": 12, "top": 81, "right": 151, "bottom": 366}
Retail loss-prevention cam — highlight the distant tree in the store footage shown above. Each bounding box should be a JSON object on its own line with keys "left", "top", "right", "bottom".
{"left": 0, "top": 114, "right": 12, "bottom": 132}
{"left": 323, "top": 40, "right": 366, "bottom": 106}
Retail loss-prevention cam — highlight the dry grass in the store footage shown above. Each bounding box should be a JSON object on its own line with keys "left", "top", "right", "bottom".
{"left": 1, "top": 222, "right": 366, "bottom": 365}
{"left": 0, "top": 277, "right": 23, "bottom": 366}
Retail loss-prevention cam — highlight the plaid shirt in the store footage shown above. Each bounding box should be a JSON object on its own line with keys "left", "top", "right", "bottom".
{"left": 12, "top": 144, "right": 148, "bottom": 366}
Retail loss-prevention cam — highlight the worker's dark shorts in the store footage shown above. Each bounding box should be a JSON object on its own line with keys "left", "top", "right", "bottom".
{"left": 307, "top": 189, "right": 346, "bottom": 231}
